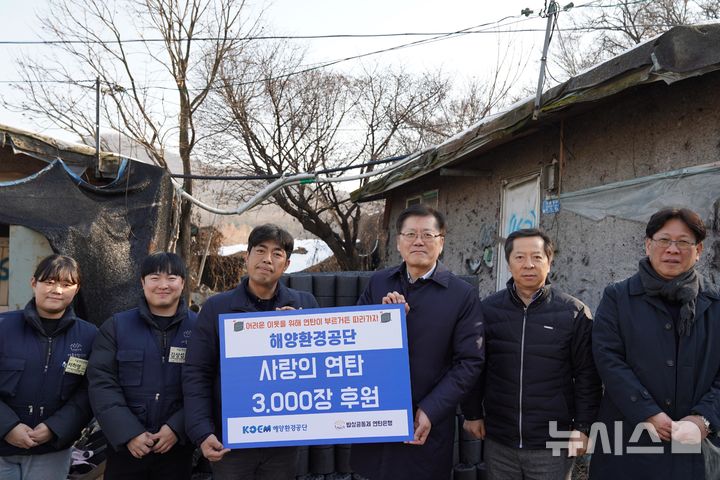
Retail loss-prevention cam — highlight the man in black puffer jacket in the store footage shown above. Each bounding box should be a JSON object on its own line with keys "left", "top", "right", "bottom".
{"left": 462, "top": 228, "right": 601, "bottom": 480}
{"left": 88, "top": 252, "right": 197, "bottom": 480}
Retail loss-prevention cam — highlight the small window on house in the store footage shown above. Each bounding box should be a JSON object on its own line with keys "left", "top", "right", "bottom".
{"left": 405, "top": 190, "right": 438, "bottom": 208}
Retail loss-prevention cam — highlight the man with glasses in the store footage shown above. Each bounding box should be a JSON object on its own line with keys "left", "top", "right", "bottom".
{"left": 462, "top": 228, "right": 601, "bottom": 480}
{"left": 0, "top": 254, "right": 97, "bottom": 480}
{"left": 590, "top": 208, "right": 720, "bottom": 480}
{"left": 350, "top": 204, "right": 484, "bottom": 480}
{"left": 184, "top": 224, "right": 319, "bottom": 480}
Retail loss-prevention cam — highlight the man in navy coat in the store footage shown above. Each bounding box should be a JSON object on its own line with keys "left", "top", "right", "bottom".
{"left": 350, "top": 204, "right": 484, "bottom": 480}
{"left": 184, "top": 224, "right": 319, "bottom": 480}
{"left": 591, "top": 208, "right": 720, "bottom": 480}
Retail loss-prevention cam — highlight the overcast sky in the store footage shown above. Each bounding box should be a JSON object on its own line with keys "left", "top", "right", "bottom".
{"left": 0, "top": 0, "right": 553, "bottom": 141}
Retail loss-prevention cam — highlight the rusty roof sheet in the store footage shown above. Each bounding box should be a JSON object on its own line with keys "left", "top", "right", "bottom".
{"left": 0, "top": 123, "right": 123, "bottom": 177}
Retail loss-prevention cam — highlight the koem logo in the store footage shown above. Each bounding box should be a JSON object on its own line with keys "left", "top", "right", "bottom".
{"left": 243, "top": 425, "right": 271, "bottom": 434}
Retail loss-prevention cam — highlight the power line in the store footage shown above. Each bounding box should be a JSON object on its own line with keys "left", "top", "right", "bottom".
{"left": 170, "top": 155, "right": 408, "bottom": 181}
{"left": 173, "top": 152, "right": 421, "bottom": 215}
{"left": 0, "top": 0, "right": 680, "bottom": 103}
{"left": 0, "top": 12, "right": 535, "bottom": 46}
{"left": 3, "top": 27, "right": 561, "bottom": 45}
{"left": 0, "top": 29, "right": 529, "bottom": 46}
{"left": 0, "top": 0, "right": 655, "bottom": 46}
{"left": 0, "top": 15, "right": 538, "bottom": 91}
{"left": 0, "top": 79, "right": 96, "bottom": 85}
{"left": 0, "top": 21, "right": 686, "bottom": 86}
{"left": 212, "top": 21, "right": 513, "bottom": 89}
{"left": 0, "top": 18, "right": 687, "bottom": 89}
{"left": 0, "top": 1, "right": 676, "bottom": 91}
{"left": 574, "top": 0, "right": 653, "bottom": 9}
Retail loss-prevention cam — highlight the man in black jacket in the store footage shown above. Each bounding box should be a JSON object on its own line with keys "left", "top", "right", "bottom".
{"left": 463, "top": 228, "right": 601, "bottom": 480}
{"left": 184, "top": 224, "right": 319, "bottom": 480}
{"left": 0, "top": 254, "right": 96, "bottom": 480}
{"left": 87, "top": 252, "right": 196, "bottom": 480}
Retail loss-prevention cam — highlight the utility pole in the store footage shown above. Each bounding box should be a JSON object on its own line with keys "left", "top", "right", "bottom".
{"left": 533, "top": 1, "right": 559, "bottom": 120}
{"left": 95, "top": 77, "right": 101, "bottom": 176}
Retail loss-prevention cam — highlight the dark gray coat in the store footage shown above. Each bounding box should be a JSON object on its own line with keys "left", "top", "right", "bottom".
{"left": 350, "top": 262, "right": 484, "bottom": 480}
{"left": 591, "top": 272, "right": 720, "bottom": 480}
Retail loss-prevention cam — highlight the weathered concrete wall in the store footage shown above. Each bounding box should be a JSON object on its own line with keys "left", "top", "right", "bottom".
{"left": 381, "top": 72, "right": 720, "bottom": 311}
{"left": 8, "top": 225, "right": 54, "bottom": 311}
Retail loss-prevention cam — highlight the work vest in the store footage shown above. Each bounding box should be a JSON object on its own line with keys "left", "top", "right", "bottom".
{"left": 113, "top": 307, "right": 196, "bottom": 433}
{"left": 0, "top": 305, "right": 96, "bottom": 455}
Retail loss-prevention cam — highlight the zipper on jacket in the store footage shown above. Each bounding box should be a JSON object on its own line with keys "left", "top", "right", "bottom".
{"left": 518, "top": 307, "right": 528, "bottom": 449}
{"left": 43, "top": 337, "right": 53, "bottom": 373}
{"left": 155, "top": 392, "right": 161, "bottom": 431}
{"left": 161, "top": 331, "right": 167, "bottom": 363}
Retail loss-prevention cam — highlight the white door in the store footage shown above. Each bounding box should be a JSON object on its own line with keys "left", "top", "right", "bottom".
{"left": 496, "top": 173, "right": 541, "bottom": 291}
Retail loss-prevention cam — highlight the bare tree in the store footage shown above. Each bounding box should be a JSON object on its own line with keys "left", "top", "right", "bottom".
{"left": 554, "top": 0, "right": 720, "bottom": 77}
{"left": 698, "top": 0, "right": 720, "bottom": 17}
{"left": 551, "top": 29, "right": 606, "bottom": 78}
{"left": 198, "top": 40, "right": 517, "bottom": 270}
{"left": 437, "top": 40, "right": 531, "bottom": 135}
{"left": 4, "top": 0, "right": 253, "bottom": 265}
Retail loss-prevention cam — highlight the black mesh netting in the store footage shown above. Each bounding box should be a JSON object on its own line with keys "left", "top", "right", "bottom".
{"left": 0, "top": 159, "right": 173, "bottom": 326}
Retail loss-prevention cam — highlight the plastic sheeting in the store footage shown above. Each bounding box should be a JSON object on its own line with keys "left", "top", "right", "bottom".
{"left": 0, "top": 159, "right": 173, "bottom": 325}
{"left": 557, "top": 163, "right": 720, "bottom": 223}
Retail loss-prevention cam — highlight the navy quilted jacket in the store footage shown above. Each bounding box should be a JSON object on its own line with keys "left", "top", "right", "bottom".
{"left": 463, "top": 280, "right": 601, "bottom": 449}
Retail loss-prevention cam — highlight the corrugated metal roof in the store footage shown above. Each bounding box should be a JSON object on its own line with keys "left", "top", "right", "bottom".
{"left": 352, "top": 24, "right": 720, "bottom": 202}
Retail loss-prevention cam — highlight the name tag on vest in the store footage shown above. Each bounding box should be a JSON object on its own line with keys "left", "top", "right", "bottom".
{"left": 65, "top": 356, "right": 88, "bottom": 375}
{"left": 168, "top": 347, "right": 187, "bottom": 363}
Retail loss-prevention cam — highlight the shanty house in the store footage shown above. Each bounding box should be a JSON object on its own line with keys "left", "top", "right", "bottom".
{"left": 0, "top": 124, "right": 174, "bottom": 324}
{"left": 353, "top": 24, "right": 720, "bottom": 310}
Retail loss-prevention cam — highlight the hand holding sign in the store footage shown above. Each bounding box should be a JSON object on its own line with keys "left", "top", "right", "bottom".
{"left": 406, "top": 408, "right": 431, "bottom": 446}
{"left": 201, "top": 434, "right": 231, "bottom": 462}
{"left": 381, "top": 291, "right": 410, "bottom": 315}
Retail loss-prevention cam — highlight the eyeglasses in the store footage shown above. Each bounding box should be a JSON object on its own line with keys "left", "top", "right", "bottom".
{"left": 651, "top": 238, "right": 697, "bottom": 251}
{"left": 399, "top": 231, "right": 444, "bottom": 242}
